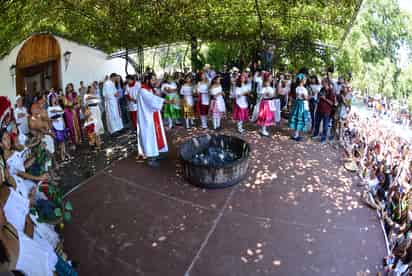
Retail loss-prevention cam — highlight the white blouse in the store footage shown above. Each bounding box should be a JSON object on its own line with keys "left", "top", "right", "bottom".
{"left": 16, "top": 231, "right": 58, "bottom": 276}
{"left": 259, "top": 86, "right": 275, "bottom": 99}
{"left": 254, "top": 76, "right": 263, "bottom": 94}
{"left": 210, "top": 86, "right": 226, "bottom": 112}
{"left": 47, "top": 106, "right": 65, "bottom": 131}
{"left": 180, "top": 85, "right": 194, "bottom": 106}
{"left": 15, "top": 107, "right": 29, "bottom": 135}
{"left": 277, "top": 84, "right": 290, "bottom": 96}
{"left": 7, "top": 151, "right": 35, "bottom": 199}
{"left": 235, "top": 86, "right": 249, "bottom": 109}
{"left": 295, "top": 86, "right": 308, "bottom": 100}
{"left": 198, "top": 82, "right": 209, "bottom": 105}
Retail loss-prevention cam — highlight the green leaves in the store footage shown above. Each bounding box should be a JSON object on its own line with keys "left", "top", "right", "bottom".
{"left": 64, "top": 201, "right": 73, "bottom": 211}
{"left": 54, "top": 208, "right": 62, "bottom": 217}
{"left": 336, "top": 0, "right": 412, "bottom": 99}
{"left": 0, "top": 0, "right": 360, "bottom": 58}
{"left": 64, "top": 212, "right": 72, "bottom": 222}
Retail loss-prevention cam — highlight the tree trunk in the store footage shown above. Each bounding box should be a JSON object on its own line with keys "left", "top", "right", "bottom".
{"left": 137, "top": 46, "right": 144, "bottom": 74}
{"left": 183, "top": 45, "right": 189, "bottom": 68}
{"left": 191, "top": 36, "right": 199, "bottom": 71}
{"left": 152, "top": 48, "right": 157, "bottom": 70}
{"left": 125, "top": 48, "right": 129, "bottom": 75}
{"left": 163, "top": 45, "right": 170, "bottom": 70}
{"left": 392, "top": 67, "right": 401, "bottom": 99}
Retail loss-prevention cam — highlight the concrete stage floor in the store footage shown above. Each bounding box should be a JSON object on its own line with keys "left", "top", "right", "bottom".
{"left": 63, "top": 124, "right": 386, "bottom": 276}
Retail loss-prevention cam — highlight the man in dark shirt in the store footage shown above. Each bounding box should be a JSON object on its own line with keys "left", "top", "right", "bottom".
{"left": 220, "top": 65, "right": 231, "bottom": 92}
{"left": 313, "top": 79, "right": 336, "bottom": 143}
{"left": 23, "top": 90, "right": 34, "bottom": 113}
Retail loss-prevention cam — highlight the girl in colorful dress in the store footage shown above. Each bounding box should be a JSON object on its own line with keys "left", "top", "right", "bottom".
{"left": 14, "top": 95, "right": 29, "bottom": 137}
{"left": 180, "top": 74, "right": 195, "bottom": 129}
{"left": 84, "top": 108, "right": 101, "bottom": 149}
{"left": 289, "top": 73, "right": 310, "bottom": 141}
{"left": 195, "top": 72, "right": 210, "bottom": 129}
{"left": 48, "top": 95, "right": 67, "bottom": 161}
{"left": 84, "top": 86, "right": 104, "bottom": 136}
{"left": 209, "top": 76, "right": 226, "bottom": 130}
{"left": 28, "top": 103, "right": 54, "bottom": 179}
{"left": 277, "top": 76, "right": 290, "bottom": 111}
{"left": 162, "top": 76, "right": 181, "bottom": 129}
{"left": 256, "top": 73, "right": 276, "bottom": 136}
{"left": 233, "top": 75, "right": 250, "bottom": 134}
{"left": 63, "top": 84, "right": 82, "bottom": 149}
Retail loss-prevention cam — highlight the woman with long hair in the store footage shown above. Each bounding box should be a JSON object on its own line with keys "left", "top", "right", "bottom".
{"left": 312, "top": 78, "right": 336, "bottom": 143}
{"left": 308, "top": 75, "right": 321, "bottom": 131}
{"left": 63, "top": 83, "right": 82, "bottom": 149}
{"left": 256, "top": 72, "right": 275, "bottom": 136}
{"left": 233, "top": 74, "right": 250, "bottom": 133}
{"left": 277, "top": 74, "right": 290, "bottom": 111}
{"left": 209, "top": 76, "right": 226, "bottom": 130}
{"left": 162, "top": 75, "right": 181, "bottom": 129}
{"left": 195, "top": 72, "right": 210, "bottom": 129}
{"left": 289, "top": 73, "right": 310, "bottom": 141}
{"left": 180, "top": 74, "right": 195, "bottom": 129}
{"left": 47, "top": 95, "right": 67, "bottom": 161}
{"left": 84, "top": 85, "right": 104, "bottom": 136}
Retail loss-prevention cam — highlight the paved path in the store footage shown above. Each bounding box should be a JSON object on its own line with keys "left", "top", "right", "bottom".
{"left": 64, "top": 123, "right": 386, "bottom": 276}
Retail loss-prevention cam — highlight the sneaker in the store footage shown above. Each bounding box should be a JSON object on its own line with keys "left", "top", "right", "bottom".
{"left": 320, "top": 138, "right": 327, "bottom": 144}
{"left": 295, "top": 136, "right": 303, "bottom": 141}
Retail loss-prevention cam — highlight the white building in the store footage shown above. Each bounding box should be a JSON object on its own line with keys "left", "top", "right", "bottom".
{"left": 0, "top": 33, "right": 135, "bottom": 104}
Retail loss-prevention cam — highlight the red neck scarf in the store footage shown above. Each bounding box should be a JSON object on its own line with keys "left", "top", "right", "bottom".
{"left": 141, "top": 83, "right": 155, "bottom": 93}
{"left": 128, "top": 80, "right": 136, "bottom": 87}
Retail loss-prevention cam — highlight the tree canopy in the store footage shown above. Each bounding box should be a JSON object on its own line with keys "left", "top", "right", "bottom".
{"left": 1, "top": 0, "right": 362, "bottom": 60}
{"left": 336, "top": 0, "right": 412, "bottom": 104}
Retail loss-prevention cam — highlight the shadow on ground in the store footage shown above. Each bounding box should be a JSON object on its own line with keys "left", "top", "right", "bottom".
{"left": 63, "top": 120, "right": 385, "bottom": 276}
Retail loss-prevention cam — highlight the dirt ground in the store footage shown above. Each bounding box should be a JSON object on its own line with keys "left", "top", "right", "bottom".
{"left": 63, "top": 120, "right": 386, "bottom": 276}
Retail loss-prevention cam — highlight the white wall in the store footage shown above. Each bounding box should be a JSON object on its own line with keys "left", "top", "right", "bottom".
{"left": 56, "top": 37, "right": 135, "bottom": 92}
{"left": 0, "top": 39, "right": 26, "bottom": 104}
{"left": 0, "top": 35, "right": 135, "bottom": 104}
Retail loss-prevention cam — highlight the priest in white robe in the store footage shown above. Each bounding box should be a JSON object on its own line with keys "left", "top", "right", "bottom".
{"left": 103, "top": 73, "right": 124, "bottom": 134}
{"left": 138, "top": 73, "right": 168, "bottom": 167}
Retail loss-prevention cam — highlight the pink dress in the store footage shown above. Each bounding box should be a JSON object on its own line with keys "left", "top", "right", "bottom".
{"left": 233, "top": 86, "right": 249, "bottom": 121}
{"left": 209, "top": 86, "right": 226, "bottom": 119}
{"left": 257, "top": 86, "right": 275, "bottom": 126}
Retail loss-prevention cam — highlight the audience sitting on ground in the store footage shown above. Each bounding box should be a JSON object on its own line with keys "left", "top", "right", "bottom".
{"left": 341, "top": 111, "right": 412, "bottom": 274}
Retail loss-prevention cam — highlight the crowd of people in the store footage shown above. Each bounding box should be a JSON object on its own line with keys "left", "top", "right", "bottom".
{"left": 4, "top": 61, "right": 399, "bottom": 275}
{"left": 340, "top": 111, "right": 412, "bottom": 275}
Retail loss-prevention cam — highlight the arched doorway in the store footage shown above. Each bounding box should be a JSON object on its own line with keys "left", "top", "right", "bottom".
{"left": 16, "top": 34, "right": 61, "bottom": 97}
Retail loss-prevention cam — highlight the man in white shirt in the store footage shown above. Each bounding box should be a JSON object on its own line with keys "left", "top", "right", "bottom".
{"left": 103, "top": 73, "right": 124, "bottom": 135}
{"left": 125, "top": 75, "right": 140, "bottom": 130}
{"left": 138, "top": 73, "right": 168, "bottom": 167}
{"left": 204, "top": 64, "right": 216, "bottom": 84}
{"left": 14, "top": 95, "right": 29, "bottom": 135}
{"left": 79, "top": 81, "right": 87, "bottom": 101}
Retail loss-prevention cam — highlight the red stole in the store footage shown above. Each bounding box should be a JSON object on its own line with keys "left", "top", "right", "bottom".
{"left": 126, "top": 81, "right": 136, "bottom": 101}
{"left": 141, "top": 83, "right": 165, "bottom": 150}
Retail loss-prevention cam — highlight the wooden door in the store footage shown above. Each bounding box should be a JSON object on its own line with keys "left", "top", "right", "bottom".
{"left": 16, "top": 34, "right": 61, "bottom": 96}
